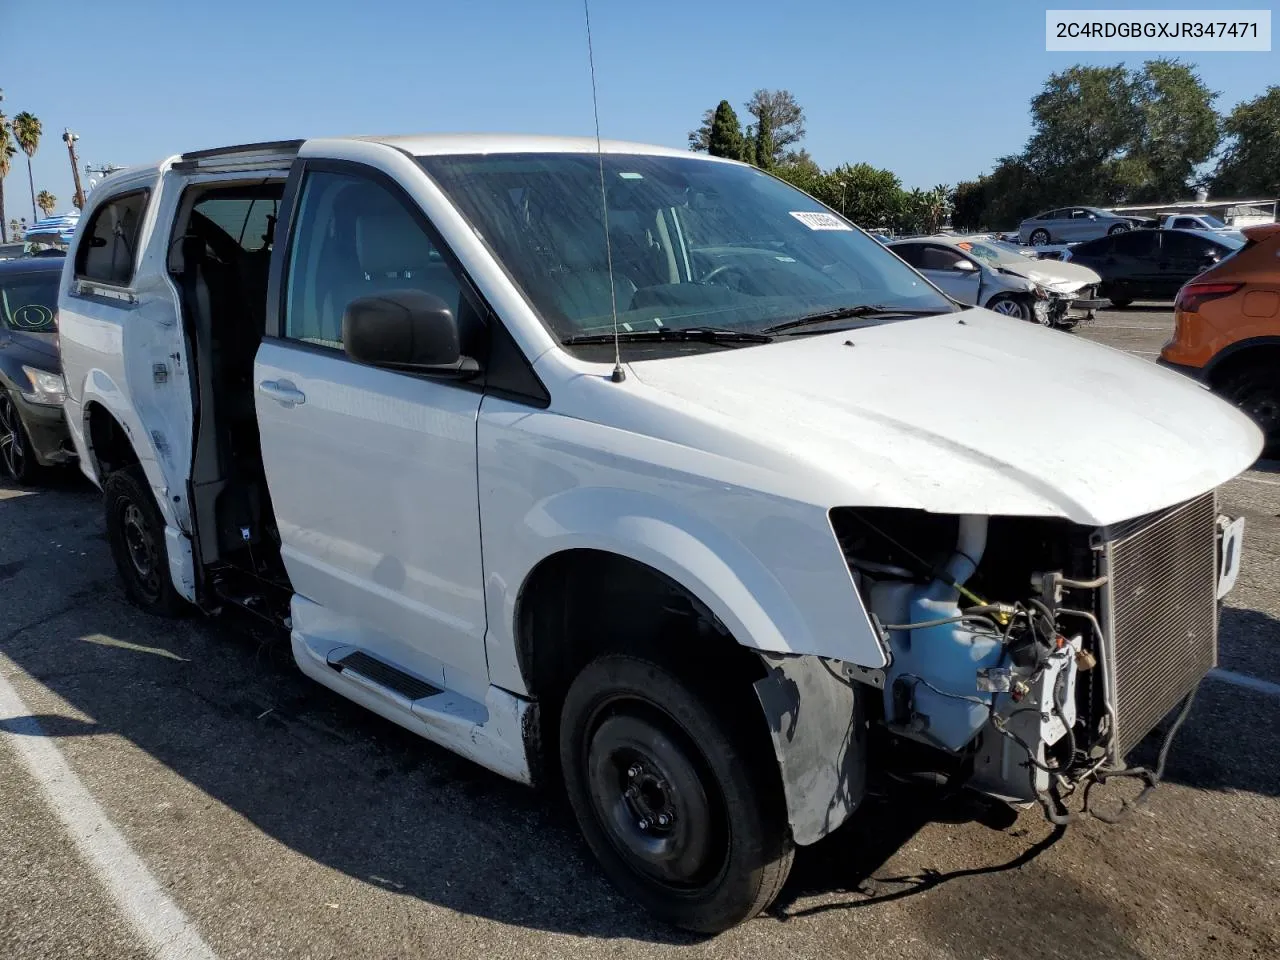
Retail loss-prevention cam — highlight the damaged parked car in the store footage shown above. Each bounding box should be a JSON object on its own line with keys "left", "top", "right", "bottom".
{"left": 58, "top": 136, "right": 1260, "bottom": 933}
{"left": 889, "top": 234, "right": 1107, "bottom": 327}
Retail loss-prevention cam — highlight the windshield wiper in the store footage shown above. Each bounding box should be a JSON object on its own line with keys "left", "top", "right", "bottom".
{"left": 561, "top": 327, "right": 774, "bottom": 346}
{"left": 762, "top": 304, "right": 948, "bottom": 335}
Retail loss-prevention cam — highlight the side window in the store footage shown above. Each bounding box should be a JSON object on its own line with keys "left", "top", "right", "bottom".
{"left": 918, "top": 245, "right": 969, "bottom": 271}
{"left": 1111, "top": 231, "right": 1157, "bottom": 257}
{"left": 890, "top": 243, "right": 925, "bottom": 268}
{"left": 191, "top": 194, "right": 279, "bottom": 254}
{"left": 1074, "top": 236, "right": 1112, "bottom": 257}
{"left": 1173, "top": 217, "right": 1199, "bottom": 230}
{"left": 283, "top": 169, "right": 467, "bottom": 349}
{"left": 1070, "top": 208, "right": 1090, "bottom": 219}
{"left": 74, "top": 190, "right": 150, "bottom": 285}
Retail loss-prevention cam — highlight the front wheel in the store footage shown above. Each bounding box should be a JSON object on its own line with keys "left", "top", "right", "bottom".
{"left": 1029, "top": 229, "right": 1050, "bottom": 246}
{"left": 1108, "top": 223, "right": 1130, "bottom": 236}
{"left": 986, "top": 294, "right": 1033, "bottom": 322}
{"left": 559, "top": 654, "right": 793, "bottom": 933}
{"left": 104, "top": 465, "right": 190, "bottom": 617}
{"left": 1217, "top": 367, "right": 1280, "bottom": 459}
{"left": 0, "top": 392, "right": 40, "bottom": 485}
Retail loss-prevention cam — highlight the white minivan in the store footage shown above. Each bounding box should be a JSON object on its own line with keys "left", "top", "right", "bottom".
{"left": 57, "top": 135, "right": 1259, "bottom": 932}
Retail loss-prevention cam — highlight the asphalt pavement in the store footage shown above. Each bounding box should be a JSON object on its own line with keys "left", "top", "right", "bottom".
{"left": 1, "top": 304, "right": 1277, "bottom": 960}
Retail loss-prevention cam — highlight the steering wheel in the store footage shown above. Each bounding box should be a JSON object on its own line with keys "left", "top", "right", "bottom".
{"left": 701, "top": 262, "right": 750, "bottom": 287}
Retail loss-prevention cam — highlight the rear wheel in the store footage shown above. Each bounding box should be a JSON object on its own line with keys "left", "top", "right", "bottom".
{"left": 104, "top": 465, "right": 190, "bottom": 616}
{"left": 559, "top": 653, "right": 793, "bottom": 933}
{"left": 1217, "top": 366, "right": 1280, "bottom": 459}
{"left": 0, "top": 392, "right": 40, "bottom": 485}
{"left": 1029, "top": 228, "right": 1050, "bottom": 246}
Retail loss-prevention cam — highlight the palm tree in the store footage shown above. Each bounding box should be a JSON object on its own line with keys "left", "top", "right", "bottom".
{"left": 0, "top": 116, "right": 13, "bottom": 243}
{"left": 12, "top": 112, "right": 42, "bottom": 222}
{"left": 36, "top": 189, "right": 55, "bottom": 218}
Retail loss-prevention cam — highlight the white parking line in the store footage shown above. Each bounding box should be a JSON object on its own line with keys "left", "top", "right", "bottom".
{"left": 1237, "top": 475, "right": 1280, "bottom": 487}
{"left": 1208, "top": 668, "right": 1280, "bottom": 699}
{"left": 0, "top": 656, "right": 220, "bottom": 960}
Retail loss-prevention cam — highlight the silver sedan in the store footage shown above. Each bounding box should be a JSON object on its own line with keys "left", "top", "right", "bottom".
{"left": 1017, "top": 206, "right": 1134, "bottom": 245}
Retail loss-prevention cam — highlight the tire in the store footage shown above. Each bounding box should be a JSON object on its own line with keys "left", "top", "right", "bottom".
{"left": 1108, "top": 296, "right": 1134, "bottom": 308}
{"left": 986, "top": 294, "right": 1033, "bottom": 322}
{"left": 1108, "top": 223, "right": 1130, "bottom": 236}
{"left": 559, "top": 653, "right": 794, "bottom": 933}
{"left": 104, "top": 465, "right": 190, "bottom": 616}
{"left": 1029, "top": 229, "right": 1050, "bottom": 246}
{"left": 1217, "top": 366, "right": 1280, "bottom": 459}
{"left": 0, "top": 391, "right": 41, "bottom": 485}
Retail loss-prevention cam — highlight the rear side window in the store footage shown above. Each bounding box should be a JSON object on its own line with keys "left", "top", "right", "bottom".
{"left": 75, "top": 190, "right": 150, "bottom": 285}
{"left": 191, "top": 195, "right": 278, "bottom": 254}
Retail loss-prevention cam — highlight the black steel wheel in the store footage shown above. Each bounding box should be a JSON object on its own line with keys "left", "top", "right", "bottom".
{"left": 560, "top": 654, "right": 793, "bottom": 933}
{"left": 1218, "top": 366, "right": 1280, "bottom": 459}
{"left": 0, "top": 392, "right": 38, "bottom": 485}
{"left": 104, "top": 465, "right": 190, "bottom": 616}
{"left": 1029, "top": 228, "right": 1051, "bottom": 246}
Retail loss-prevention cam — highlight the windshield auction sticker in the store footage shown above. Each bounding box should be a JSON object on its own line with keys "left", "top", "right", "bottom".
{"left": 1046, "top": 10, "right": 1270, "bottom": 50}
{"left": 789, "top": 211, "right": 853, "bottom": 231}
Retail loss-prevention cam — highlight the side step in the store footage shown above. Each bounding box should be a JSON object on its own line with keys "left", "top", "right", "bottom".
{"left": 331, "top": 651, "right": 441, "bottom": 701}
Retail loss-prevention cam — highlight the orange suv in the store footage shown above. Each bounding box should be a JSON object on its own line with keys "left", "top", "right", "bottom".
{"left": 1161, "top": 223, "right": 1280, "bottom": 457}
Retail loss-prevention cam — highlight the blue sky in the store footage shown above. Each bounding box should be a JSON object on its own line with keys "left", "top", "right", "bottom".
{"left": 1, "top": 0, "right": 1275, "bottom": 221}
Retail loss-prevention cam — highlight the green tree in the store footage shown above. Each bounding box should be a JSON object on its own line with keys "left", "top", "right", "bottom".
{"left": 950, "top": 178, "right": 988, "bottom": 231}
{"left": 707, "top": 100, "right": 746, "bottom": 160}
{"left": 744, "top": 89, "right": 805, "bottom": 169}
{"left": 36, "top": 189, "right": 56, "bottom": 218}
{"left": 0, "top": 115, "right": 13, "bottom": 243}
{"left": 1212, "top": 86, "right": 1280, "bottom": 197}
{"left": 1023, "top": 64, "right": 1140, "bottom": 203}
{"left": 12, "top": 112, "right": 42, "bottom": 222}
{"left": 1125, "top": 59, "right": 1219, "bottom": 201}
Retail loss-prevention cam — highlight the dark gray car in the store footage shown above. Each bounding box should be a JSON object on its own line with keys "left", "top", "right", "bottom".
{"left": 1017, "top": 206, "right": 1135, "bottom": 245}
{"left": 0, "top": 258, "right": 75, "bottom": 483}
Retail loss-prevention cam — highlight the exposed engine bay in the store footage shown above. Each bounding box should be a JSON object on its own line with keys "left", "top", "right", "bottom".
{"left": 831, "top": 492, "right": 1232, "bottom": 822}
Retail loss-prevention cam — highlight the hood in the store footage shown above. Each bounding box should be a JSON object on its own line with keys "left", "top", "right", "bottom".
{"left": 996, "top": 257, "right": 1100, "bottom": 292}
{"left": 0, "top": 329, "right": 59, "bottom": 365}
{"left": 629, "top": 309, "right": 1261, "bottom": 526}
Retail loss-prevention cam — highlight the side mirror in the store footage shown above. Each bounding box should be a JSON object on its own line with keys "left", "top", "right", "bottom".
{"left": 343, "top": 290, "right": 479, "bottom": 377}
{"left": 952, "top": 259, "right": 978, "bottom": 273}
{"left": 1087, "top": 214, "right": 1097, "bottom": 220}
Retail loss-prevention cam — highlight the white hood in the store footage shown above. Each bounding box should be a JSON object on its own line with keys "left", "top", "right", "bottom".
{"left": 629, "top": 310, "right": 1261, "bottom": 526}
{"left": 997, "top": 257, "right": 1101, "bottom": 293}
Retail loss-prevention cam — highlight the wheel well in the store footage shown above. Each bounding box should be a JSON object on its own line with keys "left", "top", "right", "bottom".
{"left": 86, "top": 403, "right": 139, "bottom": 478}
{"left": 1208, "top": 343, "right": 1280, "bottom": 389}
{"left": 515, "top": 549, "right": 766, "bottom": 723}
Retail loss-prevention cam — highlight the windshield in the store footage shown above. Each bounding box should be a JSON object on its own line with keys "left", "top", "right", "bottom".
{"left": 418, "top": 153, "right": 950, "bottom": 350}
{"left": 956, "top": 240, "right": 1026, "bottom": 266}
{"left": 0, "top": 271, "right": 58, "bottom": 332}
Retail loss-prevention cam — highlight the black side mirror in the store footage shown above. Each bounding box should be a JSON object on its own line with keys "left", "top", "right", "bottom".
{"left": 343, "top": 290, "right": 479, "bottom": 378}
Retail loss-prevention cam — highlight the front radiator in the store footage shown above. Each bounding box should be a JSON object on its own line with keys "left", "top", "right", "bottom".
{"left": 1099, "top": 491, "right": 1219, "bottom": 758}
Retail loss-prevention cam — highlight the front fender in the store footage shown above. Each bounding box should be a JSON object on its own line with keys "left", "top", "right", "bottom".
{"left": 485, "top": 483, "right": 886, "bottom": 694}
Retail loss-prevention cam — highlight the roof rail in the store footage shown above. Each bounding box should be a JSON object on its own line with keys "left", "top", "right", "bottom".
{"left": 179, "top": 139, "right": 304, "bottom": 162}
{"left": 172, "top": 139, "right": 303, "bottom": 172}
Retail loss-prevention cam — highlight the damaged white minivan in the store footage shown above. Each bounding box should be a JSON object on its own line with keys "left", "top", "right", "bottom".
{"left": 57, "top": 135, "right": 1260, "bottom": 932}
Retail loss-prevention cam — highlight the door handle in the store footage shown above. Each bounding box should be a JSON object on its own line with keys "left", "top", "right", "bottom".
{"left": 258, "top": 380, "right": 306, "bottom": 406}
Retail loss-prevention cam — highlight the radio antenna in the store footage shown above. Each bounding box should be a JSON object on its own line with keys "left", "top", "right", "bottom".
{"left": 582, "top": 0, "right": 625, "bottom": 383}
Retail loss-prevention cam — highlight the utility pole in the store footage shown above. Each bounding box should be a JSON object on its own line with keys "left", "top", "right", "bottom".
{"left": 63, "top": 128, "right": 86, "bottom": 211}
